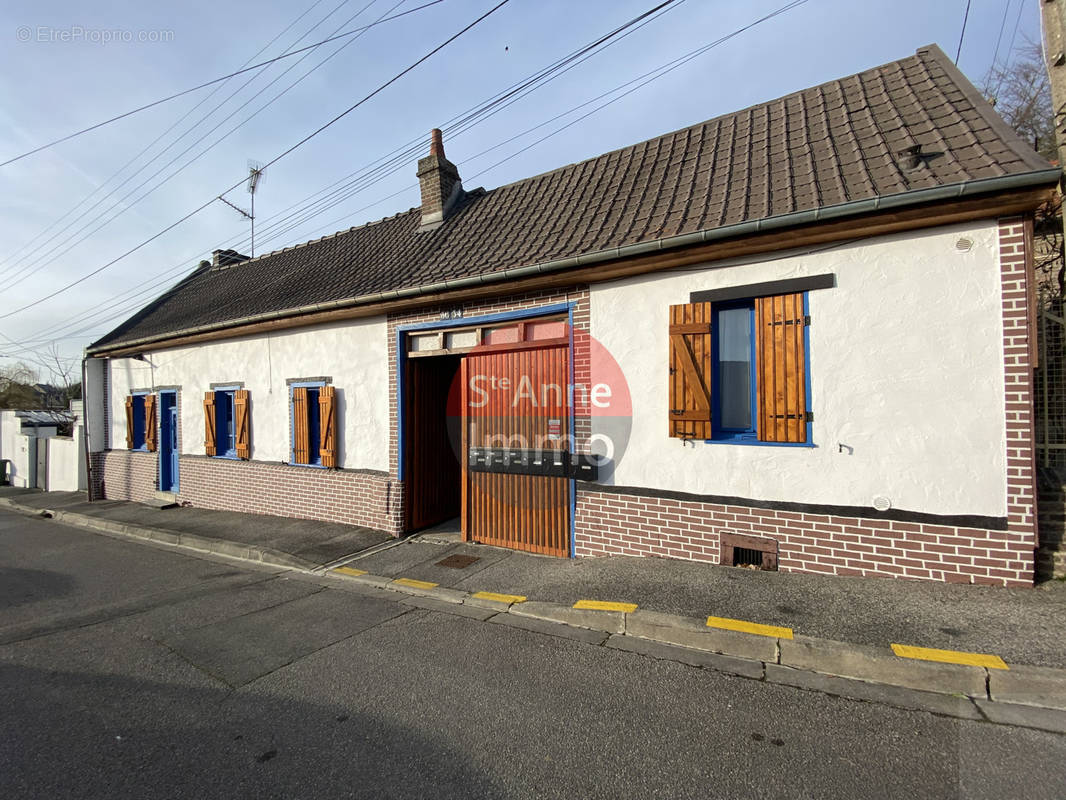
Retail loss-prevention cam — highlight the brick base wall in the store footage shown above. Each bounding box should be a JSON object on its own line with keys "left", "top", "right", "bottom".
{"left": 93, "top": 450, "right": 396, "bottom": 533}
{"left": 574, "top": 489, "right": 1035, "bottom": 586}
{"left": 92, "top": 451, "right": 158, "bottom": 505}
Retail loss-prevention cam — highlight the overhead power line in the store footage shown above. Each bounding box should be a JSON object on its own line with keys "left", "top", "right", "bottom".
{"left": 0, "top": 0, "right": 445, "bottom": 169}
{"left": 955, "top": 0, "right": 972, "bottom": 65}
{"left": 9, "top": 0, "right": 811, "bottom": 351}
{"left": 0, "top": 0, "right": 336, "bottom": 278}
{"left": 0, "top": 0, "right": 402, "bottom": 293}
{"left": 10, "top": 0, "right": 685, "bottom": 352}
{"left": 0, "top": 0, "right": 512, "bottom": 323}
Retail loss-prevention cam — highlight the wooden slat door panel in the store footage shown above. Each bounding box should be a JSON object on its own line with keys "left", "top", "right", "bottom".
{"left": 144, "top": 394, "right": 158, "bottom": 452}
{"left": 669, "top": 302, "right": 713, "bottom": 439}
{"left": 463, "top": 344, "right": 570, "bottom": 557}
{"left": 755, "top": 292, "right": 807, "bottom": 443}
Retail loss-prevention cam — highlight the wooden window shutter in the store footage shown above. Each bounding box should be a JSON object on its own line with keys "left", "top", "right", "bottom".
{"left": 124, "top": 396, "right": 135, "bottom": 450}
{"left": 203, "top": 391, "right": 217, "bottom": 457}
{"left": 319, "top": 385, "right": 337, "bottom": 468}
{"left": 669, "top": 302, "right": 713, "bottom": 439}
{"left": 234, "top": 389, "right": 251, "bottom": 459}
{"left": 292, "top": 387, "right": 309, "bottom": 465}
{"left": 755, "top": 293, "right": 808, "bottom": 443}
{"left": 144, "top": 394, "right": 158, "bottom": 453}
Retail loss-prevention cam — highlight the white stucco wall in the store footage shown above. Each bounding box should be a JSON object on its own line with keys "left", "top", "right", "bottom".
{"left": 589, "top": 220, "right": 1008, "bottom": 518}
{"left": 0, "top": 410, "right": 27, "bottom": 486}
{"left": 47, "top": 427, "right": 86, "bottom": 491}
{"left": 106, "top": 316, "right": 390, "bottom": 471}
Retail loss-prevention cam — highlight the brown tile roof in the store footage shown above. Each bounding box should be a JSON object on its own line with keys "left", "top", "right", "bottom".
{"left": 90, "top": 44, "right": 1056, "bottom": 352}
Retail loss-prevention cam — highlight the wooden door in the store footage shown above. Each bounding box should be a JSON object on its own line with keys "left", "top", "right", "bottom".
{"left": 462, "top": 343, "right": 570, "bottom": 557}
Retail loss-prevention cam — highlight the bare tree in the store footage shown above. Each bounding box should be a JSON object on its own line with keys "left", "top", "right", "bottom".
{"left": 42, "top": 343, "right": 80, "bottom": 405}
{"left": 985, "top": 39, "right": 1063, "bottom": 300}
{"left": 0, "top": 361, "right": 40, "bottom": 409}
{"left": 984, "top": 39, "right": 1057, "bottom": 162}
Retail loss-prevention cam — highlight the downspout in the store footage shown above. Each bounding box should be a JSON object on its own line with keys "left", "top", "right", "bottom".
{"left": 81, "top": 355, "right": 94, "bottom": 501}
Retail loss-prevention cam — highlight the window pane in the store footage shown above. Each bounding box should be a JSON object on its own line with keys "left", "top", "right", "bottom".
{"left": 718, "top": 307, "right": 752, "bottom": 430}
{"left": 132, "top": 395, "right": 145, "bottom": 448}
{"left": 226, "top": 393, "right": 235, "bottom": 450}
{"left": 307, "top": 388, "right": 321, "bottom": 465}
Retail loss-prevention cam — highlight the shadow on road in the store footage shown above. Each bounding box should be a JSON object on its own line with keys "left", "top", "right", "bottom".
{"left": 0, "top": 567, "right": 75, "bottom": 609}
{"left": 0, "top": 661, "right": 503, "bottom": 799}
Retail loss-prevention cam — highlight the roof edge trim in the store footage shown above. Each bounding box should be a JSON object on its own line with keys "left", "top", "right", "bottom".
{"left": 87, "top": 168, "right": 1061, "bottom": 356}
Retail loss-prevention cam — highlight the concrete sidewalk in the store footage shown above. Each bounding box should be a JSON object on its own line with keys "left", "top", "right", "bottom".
{"left": 0, "top": 487, "right": 390, "bottom": 570}
{"left": 2, "top": 486, "right": 1065, "bottom": 667}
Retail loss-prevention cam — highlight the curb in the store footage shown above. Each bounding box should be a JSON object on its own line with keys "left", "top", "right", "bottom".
{"left": 0, "top": 496, "right": 316, "bottom": 571}
{"left": 318, "top": 568, "right": 1066, "bottom": 735}
{"left": 7, "top": 494, "right": 1066, "bottom": 733}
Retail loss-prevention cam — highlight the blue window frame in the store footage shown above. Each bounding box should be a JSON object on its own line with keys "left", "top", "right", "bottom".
{"left": 711, "top": 300, "right": 757, "bottom": 441}
{"left": 290, "top": 381, "right": 325, "bottom": 467}
{"left": 130, "top": 393, "right": 148, "bottom": 450}
{"left": 706, "top": 293, "right": 814, "bottom": 447}
{"left": 214, "top": 388, "right": 238, "bottom": 458}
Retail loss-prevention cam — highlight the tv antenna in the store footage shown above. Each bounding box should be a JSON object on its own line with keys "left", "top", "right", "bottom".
{"left": 216, "top": 160, "right": 266, "bottom": 256}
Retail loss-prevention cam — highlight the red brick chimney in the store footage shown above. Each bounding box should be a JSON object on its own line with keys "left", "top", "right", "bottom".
{"left": 417, "top": 128, "right": 463, "bottom": 232}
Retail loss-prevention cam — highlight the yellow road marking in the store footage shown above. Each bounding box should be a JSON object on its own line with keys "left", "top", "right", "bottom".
{"left": 393, "top": 577, "right": 439, "bottom": 590}
{"left": 891, "top": 643, "right": 1008, "bottom": 670}
{"left": 573, "top": 600, "right": 638, "bottom": 613}
{"left": 332, "top": 566, "right": 367, "bottom": 577}
{"left": 706, "top": 615, "right": 794, "bottom": 639}
{"left": 472, "top": 591, "right": 527, "bottom": 604}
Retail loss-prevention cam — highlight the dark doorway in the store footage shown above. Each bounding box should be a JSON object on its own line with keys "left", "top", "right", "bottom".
{"left": 404, "top": 354, "right": 462, "bottom": 532}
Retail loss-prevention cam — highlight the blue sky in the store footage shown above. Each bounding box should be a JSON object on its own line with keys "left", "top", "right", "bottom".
{"left": 0, "top": 0, "right": 1043, "bottom": 375}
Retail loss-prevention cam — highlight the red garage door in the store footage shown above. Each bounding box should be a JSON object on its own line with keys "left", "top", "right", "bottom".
{"left": 461, "top": 325, "right": 570, "bottom": 557}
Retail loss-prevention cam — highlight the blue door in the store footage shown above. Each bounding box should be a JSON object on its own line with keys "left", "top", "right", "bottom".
{"left": 159, "top": 392, "right": 179, "bottom": 492}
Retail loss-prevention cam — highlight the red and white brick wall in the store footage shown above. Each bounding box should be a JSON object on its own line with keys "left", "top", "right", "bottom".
{"left": 998, "top": 215, "right": 1039, "bottom": 558}
{"left": 172, "top": 457, "right": 394, "bottom": 531}
{"left": 92, "top": 449, "right": 396, "bottom": 532}
{"left": 575, "top": 491, "right": 1032, "bottom": 586}
{"left": 92, "top": 450, "right": 158, "bottom": 505}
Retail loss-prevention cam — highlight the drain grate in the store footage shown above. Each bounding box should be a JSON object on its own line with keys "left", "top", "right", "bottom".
{"left": 733, "top": 547, "right": 763, "bottom": 568}
{"left": 436, "top": 554, "right": 481, "bottom": 569}
{"left": 719, "top": 532, "right": 778, "bottom": 571}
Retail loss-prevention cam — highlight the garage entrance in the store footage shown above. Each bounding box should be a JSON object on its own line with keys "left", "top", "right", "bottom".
{"left": 401, "top": 311, "right": 572, "bottom": 556}
{"left": 403, "top": 353, "right": 462, "bottom": 531}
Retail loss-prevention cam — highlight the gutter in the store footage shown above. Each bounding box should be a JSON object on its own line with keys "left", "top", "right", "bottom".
{"left": 87, "top": 168, "right": 1061, "bottom": 356}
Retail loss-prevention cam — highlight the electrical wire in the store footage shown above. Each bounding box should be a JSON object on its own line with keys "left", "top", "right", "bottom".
{"left": 0, "top": 0, "right": 512, "bottom": 323}
{"left": 955, "top": 0, "right": 972, "bottom": 65}
{"left": 0, "top": 0, "right": 336, "bottom": 278}
{"left": 989, "top": 0, "right": 1013, "bottom": 74}
{"left": 0, "top": 0, "right": 402, "bottom": 291}
{"left": 11, "top": 0, "right": 683, "bottom": 346}
{"left": 0, "top": 0, "right": 446, "bottom": 169}
{"left": 9, "top": 0, "right": 809, "bottom": 352}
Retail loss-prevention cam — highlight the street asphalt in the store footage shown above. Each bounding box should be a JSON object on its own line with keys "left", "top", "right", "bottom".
{"left": 4, "top": 485, "right": 1066, "bottom": 668}
{"left": 2, "top": 507, "right": 1065, "bottom": 799}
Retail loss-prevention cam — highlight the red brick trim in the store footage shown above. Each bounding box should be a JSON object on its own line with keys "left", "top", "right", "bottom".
{"left": 999, "top": 216, "right": 1038, "bottom": 557}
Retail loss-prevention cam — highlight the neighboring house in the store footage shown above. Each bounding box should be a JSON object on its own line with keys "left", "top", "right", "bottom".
{"left": 83, "top": 45, "right": 1060, "bottom": 586}
{"left": 0, "top": 407, "right": 79, "bottom": 489}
